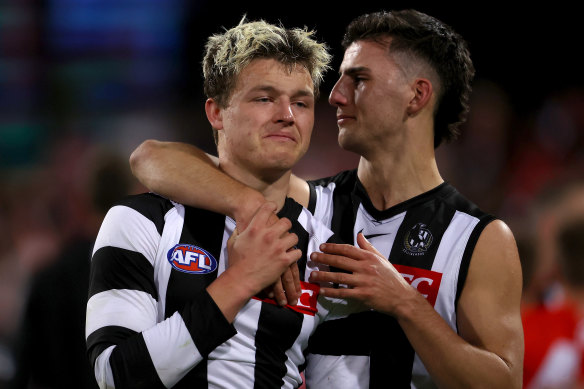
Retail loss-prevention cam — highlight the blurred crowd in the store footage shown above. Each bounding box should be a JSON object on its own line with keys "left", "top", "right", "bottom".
{"left": 1, "top": 1, "right": 584, "bottom": 388}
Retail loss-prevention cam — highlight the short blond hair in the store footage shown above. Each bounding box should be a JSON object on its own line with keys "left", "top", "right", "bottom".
{"left": 203, "top": 18, "right": 331, "bottom": 108}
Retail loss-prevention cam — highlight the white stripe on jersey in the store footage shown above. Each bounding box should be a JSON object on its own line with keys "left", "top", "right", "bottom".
{"left": 432, "top": 210, "right": 480, "bottom": 328}
{"left": 353, "top": 203, "right": 405, "bottom": 258}
{"left": 143, "top": 310, "right": 201, "bottom": 388}
{"left": 155, "top": 203, "right": 184, "bottom": 321}
{"left": 207, "top": 300, "right": 262, "bottom": 388}
{"left": 312, "top": 182, "right": 336, "bottom": 228}
{"left": 92, "top": 205, "right": 162, "bottom": 264}
{"left": 86, "top": 289, "right": 157, "bottom": 336}
{"left": 94, "top": 345, "right": 115, "bottom": 389}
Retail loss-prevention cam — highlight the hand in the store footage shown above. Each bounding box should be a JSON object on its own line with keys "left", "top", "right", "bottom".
{"left": 235, "top": 200, "right": 302, "bottom": 306}
{"left": 227, "top": 202, "right": 302, "bottom": 298}
{"left": 232, "top": 189, "right": 267, "bottom": 232}
{"left": 265, "top": 262, "right": 302, "bottom": 306}
{"left": 308, "top": 233, "right": 417, "bottom": 316}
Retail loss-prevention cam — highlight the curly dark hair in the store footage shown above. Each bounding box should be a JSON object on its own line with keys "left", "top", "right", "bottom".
{"left": 342, "top": 10, "right": 475, "bottom": 147}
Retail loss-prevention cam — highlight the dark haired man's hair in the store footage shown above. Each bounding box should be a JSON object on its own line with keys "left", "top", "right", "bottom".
{"left": 343, "top": 9, "right": 475, "bottom": 147}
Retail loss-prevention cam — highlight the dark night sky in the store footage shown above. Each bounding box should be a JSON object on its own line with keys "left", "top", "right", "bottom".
{"left": 179, "top": 1, "right": 582, "bottom": 117}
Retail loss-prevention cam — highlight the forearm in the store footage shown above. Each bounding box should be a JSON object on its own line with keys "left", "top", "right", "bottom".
{"left": 130, "top": 140, "right": 265, "bottom": 221}
{"left": 396, "top": 294, "right": 520, "bottom": 389}
{"left": 88, "top": 290, "right": 236, "bottom": 389}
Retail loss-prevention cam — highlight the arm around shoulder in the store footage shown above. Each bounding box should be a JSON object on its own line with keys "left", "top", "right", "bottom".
{"left": 129, "top": 140, "right": 265, "bottom": 226}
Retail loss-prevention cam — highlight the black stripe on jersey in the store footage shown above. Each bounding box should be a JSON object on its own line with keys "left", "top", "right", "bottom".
{"left": 254, "top": 304, "right": 304, "bottom": 388}
{"left": 109, "top": 331, "right": 166, "bottom": 389}
{"left": 387, "top": 200, "right": 456, "bottom": 269}
{"left": 174, "top": 290, "right": 238, "bottom": 388}
{"left": 252, "top": 197, "right": 308, "bottom": 387}
{"left": 368, "top": 312, "right": 414, "bottom": 389}
{"left": 307, "top": 312, "right": 371, "bottom": 356}
{"left": 307, "top": 182, "right": 317, "bottom": 215}
{"left": 179, "top": 289, "right": 237, "bottom": 357}
{"left": 280, "top": 198, "right": 308, "bottom": 280}
{"left": 328, "top": 172, "right": 361, "bottom": 245}
{"left": 116, "top": 193, "right": 174, "bottom": 236}
{"left": 356, "top": 179, "right": 455, "bottom": 222}
{"left": 86, "top": 326, "right": 137, "bottom": 368}
{"left": 89, "top": 246, "right": 158, "bottom": 300}
{"left": 164, "top": 207, "right": 226, "bottom": 318}
{"left": 455, "top": 215, "right": 496, "bottom": 310}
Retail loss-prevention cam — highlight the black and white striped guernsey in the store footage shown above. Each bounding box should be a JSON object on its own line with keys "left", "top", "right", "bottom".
{"left": 86, "top": 193, "right": 350, "bottom": 389}
{"left": 304, "top": 169, "right": 495, "bottom": 389}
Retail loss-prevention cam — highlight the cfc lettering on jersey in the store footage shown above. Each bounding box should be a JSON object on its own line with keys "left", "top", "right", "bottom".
{"left": 394, "top": 264, "right": 442, "bottom": 307}
{"left": 253, "top": 281, "right": 319, "bottom": 316}
{"left": 167, "top": 244, "right": 218, "bottom": 274}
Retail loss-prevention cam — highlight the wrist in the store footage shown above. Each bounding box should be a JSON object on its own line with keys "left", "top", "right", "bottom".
{"left": 394, "top": 286, "right": 428, "bottom": 323}
{"left": 231, "top": 188, "right": 266, "bottom": 230}
{"left": 207, "top": 268, "right": 257, "bottom": 323}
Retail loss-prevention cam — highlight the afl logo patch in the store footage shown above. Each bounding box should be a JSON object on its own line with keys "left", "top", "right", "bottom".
{"left": 167, "top": 244, "right": 217, "bottom": 274}
{"left": 403, "top": 223, "right": 433, "bottom": 255}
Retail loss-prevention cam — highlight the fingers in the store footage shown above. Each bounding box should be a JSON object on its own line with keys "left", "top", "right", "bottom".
{"left": 356, "top": 233, "right": 384, "bottom": 257}
{"left": 280, "top": 265, "right": 300, "bottom": 306}
{"left": 309, "top": 268, "right": 355, "bottom": 287}
{"left": 290, "top": 262, "right": 302, "bottom": 296}
{"left": 247, "top": 201, "right": 278, "bottom": 229}
{"left": 310, "top": 251, "right": 360, "bottom": 273}
{"left": 271, "top": 279, "right": 287, "bottom": 306}
{"left": 318, "top": 286, "right": 358, "bottom": 299}
{"left": 319, "top": 241, "right": 371, "bottom": 261}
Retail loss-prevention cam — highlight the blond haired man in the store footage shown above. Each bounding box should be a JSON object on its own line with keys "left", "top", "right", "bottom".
{"left": 86, "top": 19, "right": 338, "bottom": 388}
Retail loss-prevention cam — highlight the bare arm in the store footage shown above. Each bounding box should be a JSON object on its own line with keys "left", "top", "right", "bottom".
{"left": 130, "top": 140, "right": 265, "bottom": 230}
{"left": 130, "top": 140, "right": 310, "bottom": 229}
{"left": 309, "top": 221, "right": 524, "bottom": 389}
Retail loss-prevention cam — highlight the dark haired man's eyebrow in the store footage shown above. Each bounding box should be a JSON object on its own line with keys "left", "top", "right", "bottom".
{"left": 341, "top": 66, "right": 370, "bottom": 76}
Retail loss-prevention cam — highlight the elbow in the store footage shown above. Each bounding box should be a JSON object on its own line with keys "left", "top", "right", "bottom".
{"left": 129, "top": 139, "right": 159, "bottom": 175}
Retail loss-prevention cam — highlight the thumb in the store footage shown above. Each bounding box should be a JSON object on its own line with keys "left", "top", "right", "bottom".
{"left": 227, "top": 227, "right": 239, "bottom": 246}
{"left": 357, "top": 232, "right": 384, "bottom": 257}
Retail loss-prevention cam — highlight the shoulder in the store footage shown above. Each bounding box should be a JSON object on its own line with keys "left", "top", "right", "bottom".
{"left": 466, "top": 219, "right": 522, "bottom": 294}
{"left": 115, "top": 192, "right": 176, "bottom": 215}
{"left": 289, "top": 170, "right": 357, "bottom": 213}
{"left": 103, "top": 192, "right": 179, "bottom": 237}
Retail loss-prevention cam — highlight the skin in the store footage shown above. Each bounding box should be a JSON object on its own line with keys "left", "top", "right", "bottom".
{"left": 130, "top": 38, "right": 525, "bottom": 388}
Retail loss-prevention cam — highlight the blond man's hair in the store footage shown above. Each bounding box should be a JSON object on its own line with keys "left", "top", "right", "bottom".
{"left": 203, "top": 18, "right": 331, "bottom": 110}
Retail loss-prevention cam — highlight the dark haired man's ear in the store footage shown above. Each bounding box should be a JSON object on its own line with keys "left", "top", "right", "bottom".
{"left": 406, "top": 78, "right": 433, "bottom": 116}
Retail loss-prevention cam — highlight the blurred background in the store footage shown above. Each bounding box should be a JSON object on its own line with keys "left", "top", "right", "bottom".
{"left": 1, "top": 0, "right": 583, "bottom": 388}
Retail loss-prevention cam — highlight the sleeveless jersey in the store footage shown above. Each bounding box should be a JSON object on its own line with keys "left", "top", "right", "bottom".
{"left": 304, "top": 169, "right": 495, "bottom": 389}
{"left": 86, "top": 193, "right": 349, "bottom": 389}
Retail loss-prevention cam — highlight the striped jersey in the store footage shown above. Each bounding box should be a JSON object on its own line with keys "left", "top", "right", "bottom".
{"left": 86, "top": 193, "right": 350, "bottom": 389}
{"left": 304, "top": 169, "right": 495, "bottom": 389}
